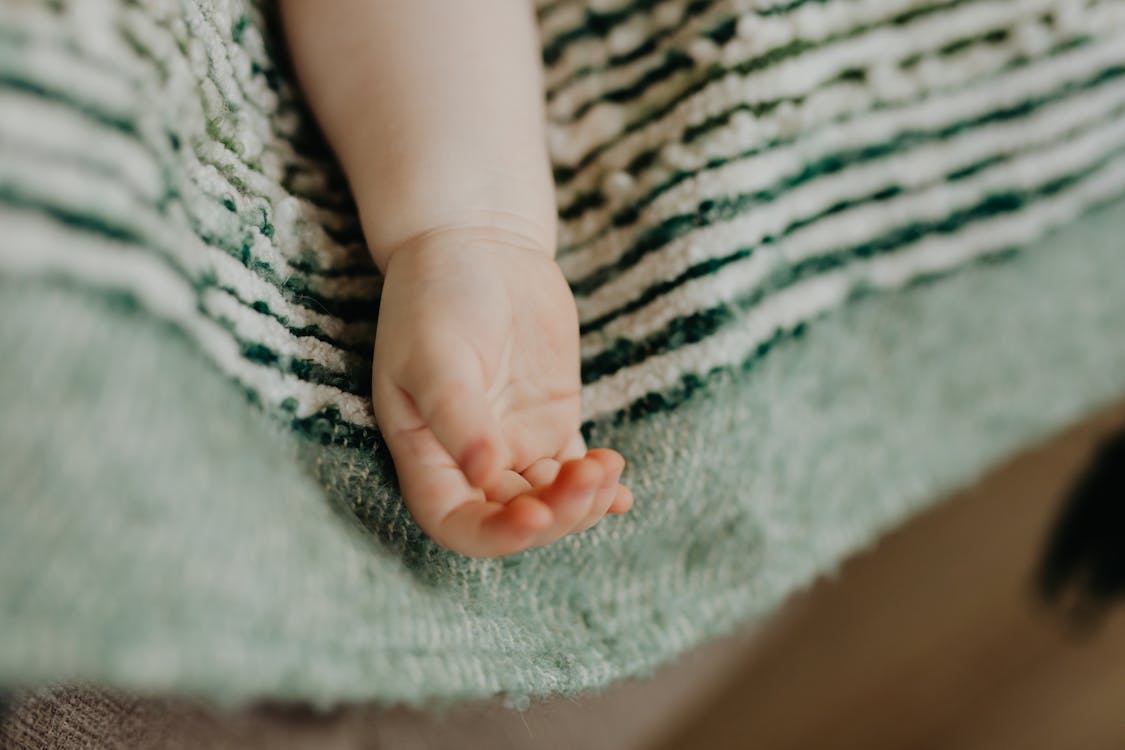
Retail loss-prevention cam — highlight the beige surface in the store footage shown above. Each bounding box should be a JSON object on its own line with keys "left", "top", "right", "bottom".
{"left": 0, "top": 629, "right": 764, "bottom": 750}
{"left": 3, "top": 399, "right": 1124, "bottom": 750}
{"left": 659, "top": 398, "right": 1125, "bottom": 750}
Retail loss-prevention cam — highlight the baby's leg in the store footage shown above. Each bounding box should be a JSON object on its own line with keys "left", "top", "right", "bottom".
{"left": 279, "top": 1, "right": 631, "bottom": 557}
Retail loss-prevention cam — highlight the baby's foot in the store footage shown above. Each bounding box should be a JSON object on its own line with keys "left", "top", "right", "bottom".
{"left": 371, "top": 224, "right": 633, "bottom": 558}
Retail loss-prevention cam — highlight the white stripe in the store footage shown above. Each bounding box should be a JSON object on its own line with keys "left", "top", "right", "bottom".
{"left": 581, "top": 155, "right": 1125, "bottom": 420}
{"left": 182, "top": 2, "right": 282, "bottom": 128}
{"left": 545, "top": 0, "right": 733, "bottom": 99}
{"left": 147, "top": 13, "right": 371, "bottom": 268}
{"left": 2, "top": 0, "right": 375, "bottom": 293}
{"left": 538, "top": 1, "right": 600, "bottom": 52}
{"left": 202, "top": 287, "right": 368, "bottom": 376}
{"left": 142, "top": 0, "right": 353, "bottom": 207}
{"left": 579, "top": 89, "right": 1125, "bottom": 358}
{"left": 0, "top": 90, "right": 163, "bottom": 201}
{"left": 0, "top": 1, "right": 146, "bottom": 84}
{"left": 546, "top": 0, "right": 938, "bottom": 119}
{"left": 560, "top": 26, "right": 1125, "bottom": 287}
{"left": 559, "top": 0, "right": 1075, "bottom": 150}
{"left": 0, "top": 207, "right": 375, "bottom": 426}
{"left": 112, "top": 1, "right": 373, "bottom": 279}
{"left": 0, "top": 173, "right": 374, "bottom": 396}
{"left": 541, "top": 0, "right": 917, "bottom": 97}
{"left": 612, "top": 29, "right": 1125, "bottom": 233}
{"left": 0, "top": 130, "right": 376, "bottom": 305}
{"left": 0, "top": 147, "right": 377, "bottom": 350}
{"left": 550, "top": 8, "right": 1082, "bottom": 217}
{"left": 557, "top": 13, "right": 1125, "bottom": 248}
{"left": 549, "top": 0, "right": 1113, "bottom": 193}
{"left": 0, "top": 32, "right": 142, "bottom": 125}
{"left": 185, "top": 139, "right": 375, "bottom": 283}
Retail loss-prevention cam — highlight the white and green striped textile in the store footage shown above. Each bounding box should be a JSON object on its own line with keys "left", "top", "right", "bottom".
{"left": 2, "top": 0, "right": 1125, "bottom": 706}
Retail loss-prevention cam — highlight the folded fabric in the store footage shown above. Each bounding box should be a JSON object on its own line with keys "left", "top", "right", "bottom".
{"left": 2, "top": 0, "right": 1125, "bottom": 707}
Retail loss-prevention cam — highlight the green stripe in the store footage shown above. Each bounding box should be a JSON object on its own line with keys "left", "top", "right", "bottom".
{"left": 187, "top": 204, "right": 380, "bottom": 321}
{"left": 545, "top": 0, "right": 721, "bottom": 98}
{"left": 554, "top": 0, "right": 975, "bottom": 125}
{"left": 0, "top": 48, "right": 376, "bottom": 284}
{"left": 0, "top": 195, "right": 375, "bottom": 397}
{"left": 578, "top": 144, "right": 1125, "bottom": 385}
{"left": 230, "top": 327, "right": 371, "bottom": 396}
{"left": 576, "top": 247, "right": 1009, "bottom": 433}
{"left": 557, "top": 28, "right": 1082, "bottom": 224}
{"left": 541, "top": 0, "right": 830, "bottom": 68}
{"left": 568, "top": 61, "right": 1125, "bottom": 307}
{"left": 0, "top": 191, "right": 376, "bottom": 356}
{"left": 552, "top": 0, "right": 1018, "bottom": 184}
{"left": 0, "top": 142, "right": 379, "bottom": 323}
{"left": 1, "top": 21, "right": 364, "bottom": 236}
{"left": 194, "top": 150, "right": 376, "bottom": 280}
{"left": 288, "top": 404, "right": 383, "bottom": 452}
{"left": 542, "top": 0, "right": 678, "bottom": 66}
{"left": 0, "top": 137, "right": 173, "bottom": 210}
{"left": 577, "top": 183, "right": 1114, "bottom": 431}
{"left": 0, "top": 187, "right": 147, "bottom": 246}
{"left": 0, "top": 75, "right": 139, "bottom": 139}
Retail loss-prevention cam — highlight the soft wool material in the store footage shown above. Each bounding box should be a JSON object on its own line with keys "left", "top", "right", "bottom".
{"left": 2, "top": 0, "right": 1125, "bottom": 706}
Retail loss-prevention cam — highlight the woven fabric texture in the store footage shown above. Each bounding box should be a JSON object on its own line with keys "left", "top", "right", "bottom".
{"left": 2, "top": 0, "right": 1125, "bottom": 706}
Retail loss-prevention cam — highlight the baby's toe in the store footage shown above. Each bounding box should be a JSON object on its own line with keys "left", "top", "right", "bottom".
{"left": 607, "top": 485, "right": 634, "bottom": 515}
{"left": 436, "top": 497, "right": 552, "bottom": 558}
{"left": 569, "top": 463, "right": 626, "bottom": 535}
{"left": 521, "top": 457, "right": 560, "bottom": 488}
{"left": 529, "top": 457, "right": 602, "bottom": 545}
{"left": 586, "top": 448, "right": 625, "bottom": 482}
{"left": 482, "top": 470, "right": 533, "bottom": 504}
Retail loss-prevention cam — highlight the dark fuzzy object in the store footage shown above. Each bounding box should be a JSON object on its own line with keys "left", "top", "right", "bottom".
{"left": 1040, "top": 426, "right": 1125, "bottom": 618}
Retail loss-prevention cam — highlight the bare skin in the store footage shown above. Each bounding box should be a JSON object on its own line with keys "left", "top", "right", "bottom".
{"left": 280, "top": 1, "right": 632, "bottom": 557}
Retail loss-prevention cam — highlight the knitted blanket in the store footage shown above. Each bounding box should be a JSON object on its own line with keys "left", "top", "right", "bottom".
{"left": 3, "top": 0, "right": 1125, "bottom": 707}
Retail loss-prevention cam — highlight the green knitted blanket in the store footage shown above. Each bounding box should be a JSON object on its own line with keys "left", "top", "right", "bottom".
{"left": 3, "top": 0, "right": 1125, "bottom": 707}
